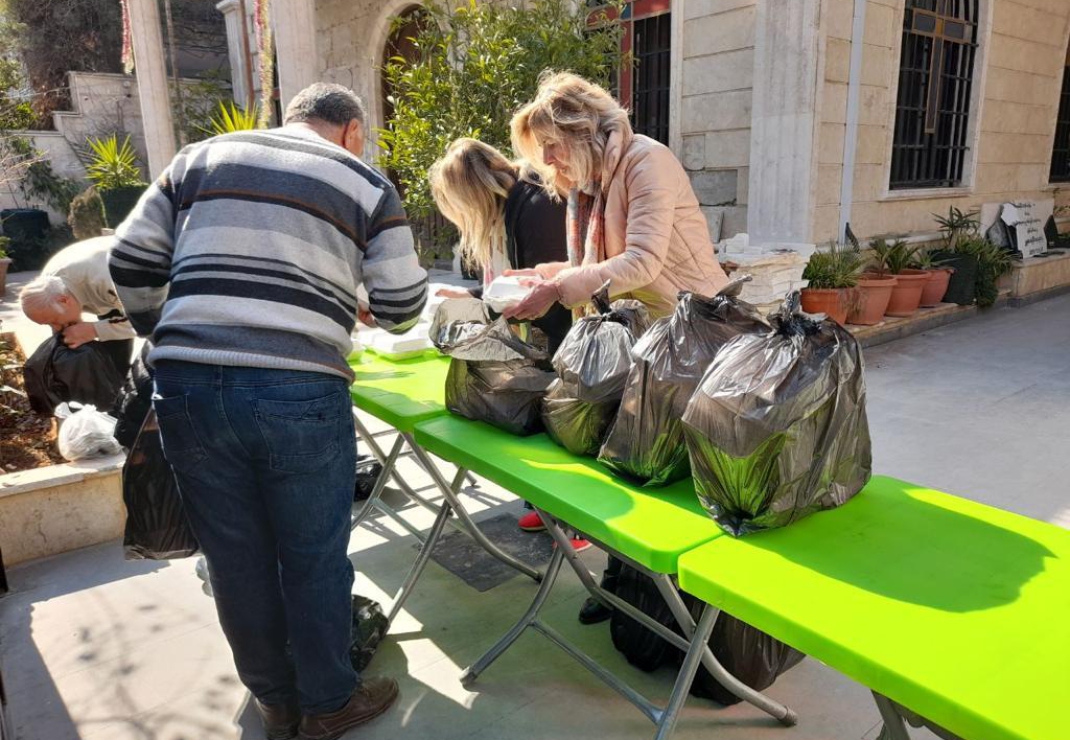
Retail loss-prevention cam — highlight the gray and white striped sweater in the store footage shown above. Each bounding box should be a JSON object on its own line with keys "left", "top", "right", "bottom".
{"left": 108, "top": 126, "right": 428, "bottom": 380}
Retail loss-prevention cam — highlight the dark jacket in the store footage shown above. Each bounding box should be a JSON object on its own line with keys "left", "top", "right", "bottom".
{"left": 503, "top": 178, "right": 572, "bottom": 354}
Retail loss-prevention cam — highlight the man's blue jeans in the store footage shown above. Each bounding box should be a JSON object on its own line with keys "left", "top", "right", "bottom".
{"left": 153, "top": 361, "right": 358, "bottom": 714}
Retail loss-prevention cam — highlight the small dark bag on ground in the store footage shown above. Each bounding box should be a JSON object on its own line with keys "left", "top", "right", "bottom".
{"left": 122, "top": 410, "right": 200, "bottom": 560}
{"left": 24, "top": 335, "right": 126, "bottom": 416}
{"left": 598, "top": 279, "right": 768, "bottom": 486}
{"left": 350, "top": 595, "right": 390, "bottom": 671}
{"left": 542, "top": 284, "right": 650, "bottom": 455}
{"left": 682, "top": 292, "right": 872, "bottom": 536}
{"left": 431, "top": 299, "right": 556, "bottom": 436}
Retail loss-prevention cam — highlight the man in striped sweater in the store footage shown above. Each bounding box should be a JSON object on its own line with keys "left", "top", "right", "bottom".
{"left": 109, "top": 84, "right": 426, "bottom": 740}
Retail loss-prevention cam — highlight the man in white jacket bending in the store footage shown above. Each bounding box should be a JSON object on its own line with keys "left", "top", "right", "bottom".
{"left": 19, "top": 236, "right": 135, "bottom": 374}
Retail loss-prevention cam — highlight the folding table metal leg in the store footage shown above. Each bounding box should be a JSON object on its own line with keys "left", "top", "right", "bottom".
{"left": 352, "top": 410, "right": 427, "bottom": 503}
{"left": 653, "top": 604, "right": 721, "bottom": 740}
{"left": 407, "top": 438, "right": 542, "bottom": 583}
{"left": 653, "top": 576, "right": 798, "bottom": 727}
{"left": 537, "top": 510, "right": 796, "bottom": 730}
{"left": 384, "top": 467, "right": 467, "bottom": 625}
{"left": 873, "top": 693, "right": 913, "bottom": 740}
{"left": 352, "top": 434, "right": 406, "bottom": 531}
{"left": 461, "top": 546, "right": 565, "bottom": 688}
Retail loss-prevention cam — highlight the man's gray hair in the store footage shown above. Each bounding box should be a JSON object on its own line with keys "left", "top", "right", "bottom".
{"left": 19, "top": 275, "right": 71, "bottom": 315}
{"left": 284, "top": 83, "right": 366, "bottom": 127}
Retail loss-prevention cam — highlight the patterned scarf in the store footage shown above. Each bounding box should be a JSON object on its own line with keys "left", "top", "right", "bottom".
{"left": 566, "top": 185, "right": 606, "bottom": 318}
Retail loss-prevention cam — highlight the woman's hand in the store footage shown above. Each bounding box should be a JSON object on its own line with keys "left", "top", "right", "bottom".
{"left": 503, "top": 268, "right": 539, "bottom": 278}
{"left": 502, "top": 279, "right": 561, "bottom": 321}
{"left": 435, "top": 287, "right": 474, "bottom": 299}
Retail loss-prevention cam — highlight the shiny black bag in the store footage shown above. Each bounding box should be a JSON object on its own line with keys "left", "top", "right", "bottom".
{"left": 682, "top": 292, "right": 872, "bottom": 536}
{"left": 431, "top": 299, "right": 556, "bottom": 436}
{"left": 122, "top": 410, "right": 200, "bottom": 560}
{"left": 542, "top": 284, "right": 650, "bottom": 455}
{"left": 598, "top": 278, "right": 768, "bottom": 486}
{"left": 24, "top": 335, "right": 126, "bottom": 415}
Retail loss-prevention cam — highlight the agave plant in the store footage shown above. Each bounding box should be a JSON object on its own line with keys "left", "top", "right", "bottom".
{"left": 200, "top": 102, "right": 260, "bottom": 137}
{"left": 803, "top": 242, "right": 864, "bottom": 289}
{"left": 85, "top": 135, "right": 145, "bottom": 191}
{"left": 869, "top": 239, "right": 920, "bottom": 276}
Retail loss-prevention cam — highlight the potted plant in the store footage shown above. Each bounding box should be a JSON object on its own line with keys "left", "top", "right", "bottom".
{"left": 0, "top": 237, "right": 11, "bottom": 296}
{"left": 868, "top": 239, "right": 928, "bottom": 317}
{"left": 911, "top": 249, "right": 955, "bottom": 307}
{"left": 198, "top": 101, "right": 260, "bottom": 137}
{"left": 932, "top": 206, "right": 980, "bottom": 305}
{"left": 957, "top": 237, "right": 1012, "bottom": 308}
{"left": 801, "top": 243, "right": 864, "bottom": 324}
{"left": 85, "top": 135, "right": 148, "bottom": 228}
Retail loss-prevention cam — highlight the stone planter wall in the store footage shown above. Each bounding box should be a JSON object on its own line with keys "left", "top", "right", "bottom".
{"left": 0, "top": 454, "right": 126, "bottom": 567}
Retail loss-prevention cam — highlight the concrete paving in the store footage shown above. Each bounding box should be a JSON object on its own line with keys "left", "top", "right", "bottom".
{"left": 4, "top": 291, "right": 1069, "bottom": 740}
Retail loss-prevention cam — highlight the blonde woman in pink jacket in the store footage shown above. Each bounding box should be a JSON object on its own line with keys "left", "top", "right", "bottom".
{"left": 504, "top": 72, "right": 729, "bottom": 625}
{"left": 503, "top": 71, "right": 728, "bottom": 322}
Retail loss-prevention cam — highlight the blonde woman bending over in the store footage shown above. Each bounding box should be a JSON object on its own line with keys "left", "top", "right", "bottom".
{"left": 429, "top": 137, "right": 572, "bottom": 354}
{"left": 503, "top": 71, "right": 728, "bottom": 322}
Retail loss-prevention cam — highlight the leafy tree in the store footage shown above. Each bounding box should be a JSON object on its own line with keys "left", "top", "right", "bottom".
{"left": 378, "top": 0, "right": 625, "bottom": 251}
{"left": 4, "top": 0, "right": 123, "bottom": 126}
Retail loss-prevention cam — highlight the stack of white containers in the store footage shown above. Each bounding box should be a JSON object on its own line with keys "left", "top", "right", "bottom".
{"left": 717, "top": 235, "right": 816, "bottom": 313}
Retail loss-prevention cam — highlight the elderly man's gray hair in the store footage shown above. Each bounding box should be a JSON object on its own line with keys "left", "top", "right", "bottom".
{"left": 19, "top": 275, "right": 71, "bottom": 315}
{"left": 284, "top": 83, "right": 366, "bottom": 127}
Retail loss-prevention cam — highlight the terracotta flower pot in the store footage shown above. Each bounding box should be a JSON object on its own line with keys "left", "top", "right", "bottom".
{"left": 885, "top": 269, "right": 929, "bottom": 317}
{"left": 919, "top": 267, "right": 954, "bottom": 307}
{"left": 847, "top": 274, "right": 896, "bottom": 325}
{"left": 801, "top": 288, "right": 848, "bottom": 325}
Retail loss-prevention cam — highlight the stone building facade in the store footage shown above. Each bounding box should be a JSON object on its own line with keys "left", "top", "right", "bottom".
{"left": 213, "top": 0, "right": 1070, "bottom": 247}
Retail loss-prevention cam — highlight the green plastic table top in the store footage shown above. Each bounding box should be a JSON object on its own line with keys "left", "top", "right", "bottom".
{"left": 347, "top": 351, "right": 450, "bottom": 433}
{"left": 678, "top": 475, "right": 1070, "bottom": 740}
{"left": 413, "top": 415, "right": 724, "bottom": 573}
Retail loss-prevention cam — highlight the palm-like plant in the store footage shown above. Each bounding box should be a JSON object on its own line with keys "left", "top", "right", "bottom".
{"left": 933, "top": 206, "right": 980, "bottom": 251}
{"left": 869, "top": 239, "right": 920, "bottom": 275}
{"left": 85, "top": 135, "right": 145, "bottom": 191}
{"left": 200, "top": 102, "right": 260, "bottom": 137}
{"left": 803, "top": 243, "right": 864, "bottom": 289}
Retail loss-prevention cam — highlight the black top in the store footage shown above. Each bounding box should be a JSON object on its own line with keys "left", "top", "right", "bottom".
{"left": 502, "top": 177, "right": 572, "bottom": 354}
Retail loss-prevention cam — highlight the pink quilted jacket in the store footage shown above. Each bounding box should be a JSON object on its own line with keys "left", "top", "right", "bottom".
{"left": 541, "top": 129, "right": 729, "bottom": 317}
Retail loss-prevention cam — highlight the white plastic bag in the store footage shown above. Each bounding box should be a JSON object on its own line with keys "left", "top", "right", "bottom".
{"left": 56, "top": 403, "right": 122, "bottom": 461}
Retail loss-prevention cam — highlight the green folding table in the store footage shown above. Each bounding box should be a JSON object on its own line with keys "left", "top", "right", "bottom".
{"left": 677, "top": 475, "right": 1070, "bottom": 740}
{"left": 348, "top": 351, "right": 541, "bottom": 623}
{"left": 413, "top": 415, "right": 797, "bottom": 738}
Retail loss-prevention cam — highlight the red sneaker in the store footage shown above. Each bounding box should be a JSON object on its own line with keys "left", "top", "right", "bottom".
{"left": 518, "top": 511, "right": 546, "bottom": 532}
{"left": 570, "top": 538, "right": 592, "bottom": 553}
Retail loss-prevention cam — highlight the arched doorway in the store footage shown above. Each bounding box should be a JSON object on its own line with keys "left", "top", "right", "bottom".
{"left": 380, "top": 5, "right": 427, "bottom": 147}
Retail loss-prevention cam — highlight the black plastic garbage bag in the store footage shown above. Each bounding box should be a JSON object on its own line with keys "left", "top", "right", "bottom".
{"left": 122, "top": 410, "right": 200, "bottom": 560}
{"left": 114, "top": 342, "right": 154, "bottom": 449}
{"left": 609, "top": 563, "right": 804, "bottom": 704}
{"left": 542, "top": 284, "right": 651, "bottom": 455}
{"left": 350, "top": 595, "right": 389, "bottom": 671}
{"left": 598, "top": 278, "right": 768, "bottom": 486}
{"left": 24, "top": 335, "right": 126, "bottom": 415}
{"left": 430, "top": 299, "right": 556, "bottom": 436}
{"left": 682, "top": 292, "right": 871, "bottom": 536}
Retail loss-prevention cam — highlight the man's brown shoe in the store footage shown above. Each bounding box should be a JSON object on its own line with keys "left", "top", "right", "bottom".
{"left": 298, "top": 678, "right": 399, "bottom": 740}
{"left": 255, "top": 699, "right": 300, "bottom": 740}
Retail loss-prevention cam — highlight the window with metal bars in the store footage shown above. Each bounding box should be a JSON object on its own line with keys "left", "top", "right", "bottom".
{"left": 1049, "top": 44, "right": 1070, "bottom": 183}
{"left": 890, "top": 0, "right": 980, "bottom": 190}
{"left": 632, "top": 13, "right": 671, "bottom": 146}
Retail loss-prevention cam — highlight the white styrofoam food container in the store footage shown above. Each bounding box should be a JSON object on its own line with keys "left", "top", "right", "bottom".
{"left": 482, "top": 275, "right": 532, "bottom": 312}
{"left": 368, "top": 323, "right": 434, "bottom": 360}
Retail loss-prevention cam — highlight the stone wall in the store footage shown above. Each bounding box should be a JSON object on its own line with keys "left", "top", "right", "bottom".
{"left": 678, "top": 0, "right": 756, "bottom": 239}
{"left": 818, "top": 0, "right": 1070, "bottom": 244}
{"left": 315, "top": 0, "right": 422, "bottom": 155}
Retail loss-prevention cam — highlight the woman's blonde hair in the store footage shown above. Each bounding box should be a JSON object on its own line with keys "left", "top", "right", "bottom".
{"left": 429, "top": 138, "right": 519, "bottom": 271}
{"left": 510, "top": 71, "right": 631, "bottom": 193}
